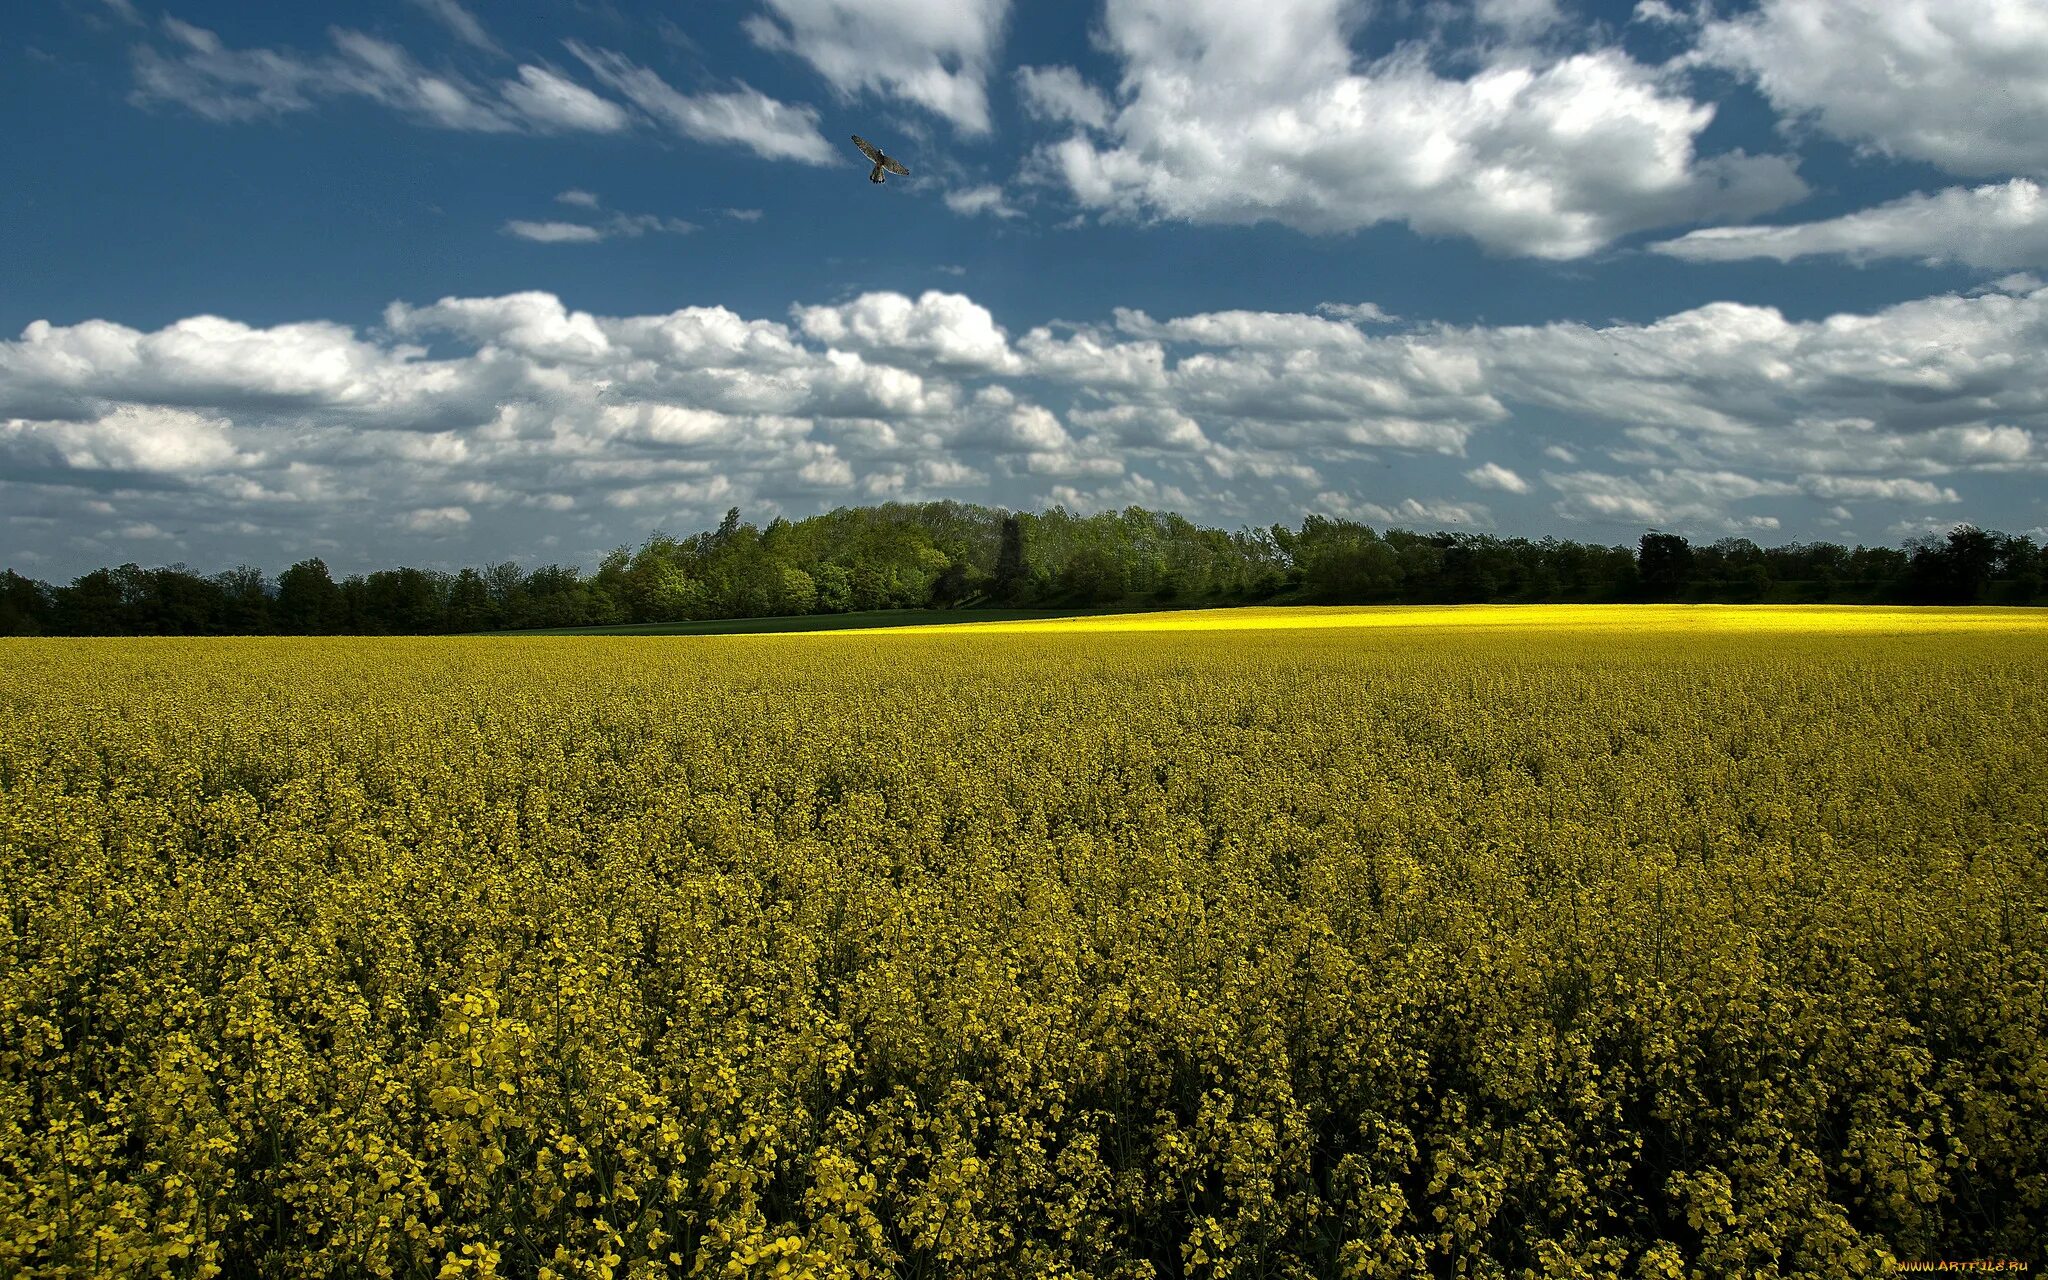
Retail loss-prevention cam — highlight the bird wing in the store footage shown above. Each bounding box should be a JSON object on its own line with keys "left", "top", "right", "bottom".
{"left": 851, "top": 135, "right": 885, "bottom": 163}
{"left": 881, "top": 156, "right": 910, "bottom": 176}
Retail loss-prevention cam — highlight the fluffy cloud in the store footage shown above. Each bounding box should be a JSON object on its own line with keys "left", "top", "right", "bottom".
{"left": 1, "top": 405, "right": 248, "bottom": 473}
{"left": 1695, "top": 0, "right": 2048, "bottom": 176}
{"left": 1541, "top": 470, "right": 1790, "bottom": 529}
{"left": 6, "top": 280, "right": 2046, "bottom": 573}
{"left": 944, "top": 185, "right": 1022, "bottom": 219}
{"left": 745, "top": 0, "right": 1010, "bottom": 135}
{"left": 1036, "top": 0, "right": 1805, "bottom": 257}
{"left": 793, "top": 291, "right": 1021, "bottom": 374}
{"left": 1316, "top": 493, "right": 1494, "bottom": 527}
{"left": 1015, "top": 65, "right": 1111, "bottom": 129}
{"left": 1474, "top": 0, "right": 1563, "bottom": 38}
{"left": 1466, "top": 287, "right": 2048, "bottom": 480}
{"left": 1465, "top": 462, "right": 1530, "bottom": 493}
{"left": 1652, "top": 179, "right": 2048, "bottom": 269}
{"left": 400, "top": 505, "right": 471, "bottom": 533}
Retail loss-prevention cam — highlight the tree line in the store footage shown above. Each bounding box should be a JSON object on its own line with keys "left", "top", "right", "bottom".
{"left": 2, "top": 503, "right": 2041, "bottom": 635}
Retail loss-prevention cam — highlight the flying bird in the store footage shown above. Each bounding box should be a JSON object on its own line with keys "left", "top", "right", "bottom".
{"left": 851, "top": 135, "right": 909, "bottom": 184}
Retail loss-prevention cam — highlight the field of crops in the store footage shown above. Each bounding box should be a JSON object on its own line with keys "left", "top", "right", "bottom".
{"left": 3, "top": 607, "right": 2045, "bottom": 1278}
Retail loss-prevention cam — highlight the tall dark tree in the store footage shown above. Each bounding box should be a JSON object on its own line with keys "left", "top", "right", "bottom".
{"left": 1639, "top": 532, "right": 1694, "bottom": 600}
{"left": 993, "top": 513, "right": 1029, "bottom": 603}
{"left": 56, "top": 567, "right": 128, "bottom": 635}
{"left": 0, "top": 570, "right": 52, "bottom": 635}
{"left": 1908, "top": 524, "right": 1999, "bottom": 603}
{"left": 276, "top": 559, "right": 340, "bottom": 633}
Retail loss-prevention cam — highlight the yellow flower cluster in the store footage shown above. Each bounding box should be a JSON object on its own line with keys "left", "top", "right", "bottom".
{"left": 2, "top": 612, "right": 2044, "bottom": 1277}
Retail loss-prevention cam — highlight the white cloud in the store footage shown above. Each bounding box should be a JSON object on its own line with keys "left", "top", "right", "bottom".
{"left": 1653, "top": 179, "right": 2048, "bottom": 269}
{"left": 400, "top": 505, "right": 471, "bottom": 533}
{"left": 130, "top": 19, "right": 333, "bottom": 123}
{"left": 1465, "top": 462, "right": 1530, "bottom": 493}
{"left": 1630, "top": 0, "right": 1690, "bottom": 26}
{"left": 568, "top": 43, "right": 836, "bottom": 164}
{"left": 1068, "top": 404, "right": 1209, "bottom": 451}
{"left": 1317, "top": 302, "right": 1401, "bottom": 325}
{"left": 501, "top": 65, "right": 631, "bottom": 133}
{"left": 1016, "top": 65, "right": 1110, "bottom": 129}
{"left": 1467, "top": 286, "right": 2048, "bottom": 481}
{"left": 1316, "top": 493, "right": 1494, "bottom": 527}
{"left": 503, "top": 220, "right": 607, "bottom": 244}
{"left": 386, "top": 292, "right": 613, "bottom": 362}
{"left": 130, "top": 19, "right": 634, "bottom": 137}
{"left": 510, "top": 211, "right": 698, "bottom": 244}
{"left": 1800, "top": 475, "right": 1959, "bottom": 504}
{"left": 407, "top": 0, "right": 500, "bottom": 56}
{"left": 1695, "top": 0, "right": 2048, "bottom": 177}
{"left": 944, "top": 185, "right": 1022, "bottom": 219}
{"left": 1037, "top": 0, "right": 1806, "bottom": 257}
{"left": 1984, "top": 272, "right": 2045, "bottom": 295}
{"left": 8, "top": 281, "right": 2047, "bottom": 571}
{"left": 793, "top": 291, "right": 1020, "bottom": 374}
{"left": 556, "top": 189, "right": 601, "bottom": 209}
{"left": 1475, "top": 0, "right": 1562, "bottom": 38}
{"left": 1541, "top": 468, "right": 1795, "bottom": 528}
{"left": 1016, "top": 326, "right": 1167, "bottom": 392}
{"left": 2, "top": 405, "right": 247, "bottom": 473}
{"left": 745, "top": 0, "right": 1010, "bottom": 135}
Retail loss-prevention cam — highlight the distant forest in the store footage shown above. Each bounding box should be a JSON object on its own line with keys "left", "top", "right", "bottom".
{"left": 2, "top": 503, "right": 2042, "bottom": 635}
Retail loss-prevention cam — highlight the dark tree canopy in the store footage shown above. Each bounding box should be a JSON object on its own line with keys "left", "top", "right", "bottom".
{"left": 2, "top": 507, "right": 2039, "bottom": 635}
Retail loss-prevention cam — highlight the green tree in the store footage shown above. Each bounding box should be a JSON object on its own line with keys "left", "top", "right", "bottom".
{"left": 276, "top": 558, "right": 341, "bottom": 633}
{"left": 1639, "top": 532, "right": 1693, "bottom": 600}
{"left": 993, "top": 513, "right": 1029, "bottom": 603}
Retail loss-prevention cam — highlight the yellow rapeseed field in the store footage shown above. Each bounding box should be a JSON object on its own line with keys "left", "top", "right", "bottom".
{"left": 2, "top": 606, "right": 2044, "bottom": 1278}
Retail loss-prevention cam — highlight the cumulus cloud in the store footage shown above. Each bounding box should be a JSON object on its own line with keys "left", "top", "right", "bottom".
{"left": 7, "top": 281, "right": 2047, "bottom": 571}
{"left": 1465, "top": 462, "right": 1530, "bottom": 493}
{"left": 567, "top": 43, "right": 835, "bottom": 163}
{"left": 793, "top": 291, "right": 1021, "bottom": 374}
{"left": 1016, "top": 65, "right": 1111, "bottom": 129}
{"left": 400, "top": 505, "right": 471, "bottom": 533}
{"left": 1652, "top": 179, "right": 2048, "bottom": 269}
{"left": 944, "top": 185, "right": 1022, "bottom": 219}
{"left": 1465, "top": 286, "right": 2048, "bottom": 481}
{"left": 1475, "top": 0, "right": 1563, "bottom": 38}
{"left": 1, "top": 405, "right": 249, "bottom": 473}
{"left": 1316, "top": 493, "right": 1494, "bottom": 527}
{"left": 1035, "top": 0, "right": 1805, "bottom": 257}
{"left": 1695, "top": 0, "right": 2048, "bottom": 177}
{"left": 745, "top": 0, "right": 1010, "bottom": 135}
{"left": 1541, "top": 469, "right": 1791, "bottom": 528}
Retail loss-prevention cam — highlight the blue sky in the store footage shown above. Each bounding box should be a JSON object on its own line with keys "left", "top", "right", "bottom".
{"left": 4, "top": 0, "right": 2047, "bottom": 578}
